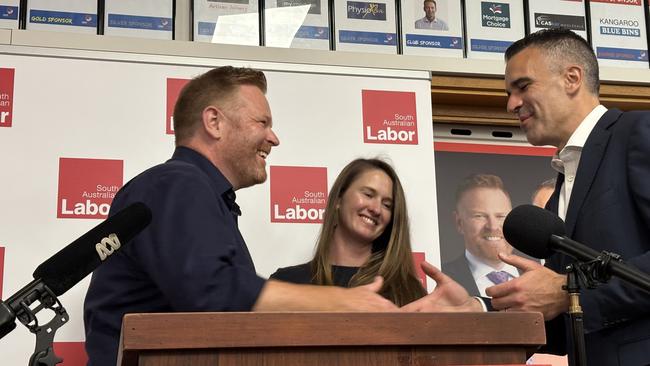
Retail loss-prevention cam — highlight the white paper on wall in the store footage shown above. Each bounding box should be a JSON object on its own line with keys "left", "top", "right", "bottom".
{"left": 26, "top": 0, "right": 97, "bottom": 34}
{"left": 0, "top": 0, "right": 20, "bottom": 30}
{"left": 401, "top": 0, "right": 464, "bottom": 58}
{"left": 104, "top": 0, "right": 173, "bottom": 40}
{"left": 527, "top": 0, "right": 587, "bottom": 40}
{"left": 334, "top": 0, "right": 398, "bottom": 54}
{"left": 193, "top": 0, "right": 260, "bottom": 45}
{"left": 589, "top": 0, "right": 648, "bottom": 68}
{"left": 265, "top": 0, "right": 330, "bottom": 50}
{"left": 465, "top": 0, "right": 525, "bottom": 60}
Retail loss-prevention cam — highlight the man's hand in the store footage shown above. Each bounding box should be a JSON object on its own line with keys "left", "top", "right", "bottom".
{"left": 402, "top": 261, "right": 482, "bottom": 312}
{"left": 486, "top": 253, "right": 569, "bottom": 320}
{"left": 342, "top": 276, "right": 399, "bottom": 311}
{"left": 254, "top": 276, "right": 398, "bottom": 312}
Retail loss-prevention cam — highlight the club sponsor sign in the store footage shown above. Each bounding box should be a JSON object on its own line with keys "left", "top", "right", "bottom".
{"left": 362, "top": 90, "right": 418, "bottom": 145}
{"left": 270, "top": 166, "right": 327, "bottom": 223}
{"left": 166, "top": 78, "right": 189, "bottom": 135}
{"left": 0, "top": 68, "right": 14, "bottom": 128}
{"left": 57, "top": 158, "right": 123, "bottom": 219}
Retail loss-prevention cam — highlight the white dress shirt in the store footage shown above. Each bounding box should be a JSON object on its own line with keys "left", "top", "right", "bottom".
{"left": 551, "top": 105, "right": 607, "bottom": 219}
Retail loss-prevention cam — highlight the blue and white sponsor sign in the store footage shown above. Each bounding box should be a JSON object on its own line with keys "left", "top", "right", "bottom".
{"left": 193, "top": 0, "right": 259, "bottom": 45}
{"left": 265, "top": 0, "right": 330, "bottom": 50}
{"left": 400, "top": 0, "right": 464, "bottom": 58}
{"left": 0, "top": 1, "right": 19, "bottom": 29}
{"left": 26, "top": 0, "right": 97, "bottom": 34}
{"left": 465, "top": 0, "right": 524, "bottom": 60}
{"left": 405, "top": 34, "right": 462, "bottom": 49}
{"left": 339, "top": 30, "right": 396, "bottom": 45}
{"left": 334, "top": 0, "right": 397, "bottom": 54}
{"left": 104, "top": 0, "right": 173, "bottom": 40}
{"left": 589, "top": 0, "right": 648, "bottom": 68}
{"left": 470, "top": 38, "right": 512, "bottom": 53}
{"left": 527, "top": 0, "right": 587, "bottom": 40}
{"left": 596, "top": 46, "right": 648, "bottom": 62}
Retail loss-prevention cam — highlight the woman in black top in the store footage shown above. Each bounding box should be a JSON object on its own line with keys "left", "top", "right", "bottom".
{"left": 271, "top": 158, "right": 426, "bottom": 306}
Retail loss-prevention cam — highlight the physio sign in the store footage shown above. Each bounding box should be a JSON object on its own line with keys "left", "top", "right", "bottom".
{"left": 362, "top": 90, "right": 418, "bottom": 145}
{"left": 0, "top": 68, "right": 14, "bottom": 127}
{"left": 57, "top": 158, "right": 123, "bottom": 219}
{"left": 270, "top": 166, "right": 328, "bottom": 223}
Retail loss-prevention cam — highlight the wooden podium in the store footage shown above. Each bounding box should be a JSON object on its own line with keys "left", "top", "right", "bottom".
{"left": 117, "top": 312, "right": 545, "bottom": 366}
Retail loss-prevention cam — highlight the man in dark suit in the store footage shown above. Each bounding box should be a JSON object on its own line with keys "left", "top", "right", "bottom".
{"left": 486, "top": 28, "right": 650, "bottom": 366}
{"left": 443, "top": 174, "right": 517, "bottom": 297}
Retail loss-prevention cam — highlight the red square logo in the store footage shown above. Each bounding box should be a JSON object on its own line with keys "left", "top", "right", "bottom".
{"left": 0, "top": 68, "right": 15, "bottom": 128}
{"left": 270, "top": 166, "right": 328, "bottom": 223}
{"left": 53, "top": 342, "right": 88, "bottom": 366}
{"left": 362, "top": 90, "right": 418, "bottom": 145}
{"left": 166, "top": 78, "right": 189, "bottom": 135}
{"left": 412, "top": 251, "right": 427, "bottom": 290}
{"left": 57, "top": 158, "right": 123, "bottom": 219}
{"left": 0, "top": 246, "right": 5, "bottom": 298}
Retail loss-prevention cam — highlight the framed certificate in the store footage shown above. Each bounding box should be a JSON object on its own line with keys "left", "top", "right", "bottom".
{"left": 193, "top": 0, "right": 260, "bottom": 45}
{"left": 334, "top": 0, "right": 398, "bottom": 54}
{"left": 0, "top": 1, "right": 20, "bottom": 30}
{"left": 589, "top": 0, "right": 648, "bottom": 68}
{"left": 527, "top": 0, "right": 587, "bottom": 40}
{"left": 104, "top": 0, "right": 174, "bottom": 40}
{"left": 264, "top": 0, "right": 330, "bottom": 49}
{"left": 26, "top": 0, "right": 98, "bottom": 34}
{"left": 401, "top": 0, "right": 463, "bottom": 58}
{"left": 465, "top": 0, "right": 525, "bottom": 60}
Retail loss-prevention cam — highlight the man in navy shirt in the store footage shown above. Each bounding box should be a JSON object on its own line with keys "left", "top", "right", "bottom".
{"left": 83, "top": 66, "right": 397, "bottom": 366}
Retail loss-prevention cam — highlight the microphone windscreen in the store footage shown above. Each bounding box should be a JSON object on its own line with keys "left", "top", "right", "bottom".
{"left": 33, "top": 202, "right": 152, "bottom": 296}
{"left": 503, "top": 204, "right": 566, "bottom": 259}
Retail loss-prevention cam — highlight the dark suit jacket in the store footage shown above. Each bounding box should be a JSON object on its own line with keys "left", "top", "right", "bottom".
{"left": 442, "top": 256, "right": 480, "bottom": 296}
{"left": 443, "top": 255, "right": 526, "bottom": 297}
{"left": 544, "top": 109, "right": 650, "bottom": 366}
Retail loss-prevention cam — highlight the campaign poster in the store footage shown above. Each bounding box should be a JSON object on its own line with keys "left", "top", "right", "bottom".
{"left": 193, "top": 0, "right": 260, "bottom": 45}
{"left": 265, "top": 0, "right": 330, "bottom": 49}
{"left": 401, "top": 0, "right": 464, "bottom": 57}
{"left": 104, "top": 0, "right": 173, "bottom": 40}
{"left": 465, "top": 0, "right": 525, "bottom": 60}
{"left": 527, "top": 0, "right": 587, "bottom": 40}
{"left": 0, "top": 1, "right": 19, "bottom": 29}
{"left": 589, "top": 0, "right": 648, "bottom": 68}
{"left": 26, "top": 0, "right": 98, "bottom": 34}
{"left": 334, "top": 0, "right": 398, "bottom": 54}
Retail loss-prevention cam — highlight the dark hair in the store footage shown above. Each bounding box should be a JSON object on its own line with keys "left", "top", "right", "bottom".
{"left": 311, "top": 158, "right": 426, "bottom": 306}
{"left": 172, "top": 66, "right": 267, "bottom": 145}
{"left": 505, "top": 28, "right": 599, "bottom": 95}
{"left": 455, "top": 173, "right": 510, "bottom": 206}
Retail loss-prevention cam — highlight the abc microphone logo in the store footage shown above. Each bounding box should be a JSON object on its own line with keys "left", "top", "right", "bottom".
{"left": 95, "top": 233, "right": 121, "bottom": 261}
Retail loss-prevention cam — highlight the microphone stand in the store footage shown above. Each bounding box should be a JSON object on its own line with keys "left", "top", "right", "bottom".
{"left": 564, "top": 264, "right": 586, "bottom": 366}
{"left": 1, "top": 280, "right": 68, "bottom": 366}
{"left": 563, "top": 250, "right": 627, "bottom": 366}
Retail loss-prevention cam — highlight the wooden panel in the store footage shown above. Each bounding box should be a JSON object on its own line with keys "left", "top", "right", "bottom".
{"left": 121, "top": 312, "right": 545, "bottom": 351}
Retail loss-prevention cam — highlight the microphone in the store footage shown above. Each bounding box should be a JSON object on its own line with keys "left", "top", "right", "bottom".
{"left": 0, "top": 202, "right": 152, "bottom": 339}
{"left": 503, "top": 204, "right": 650, "bottom": 293}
